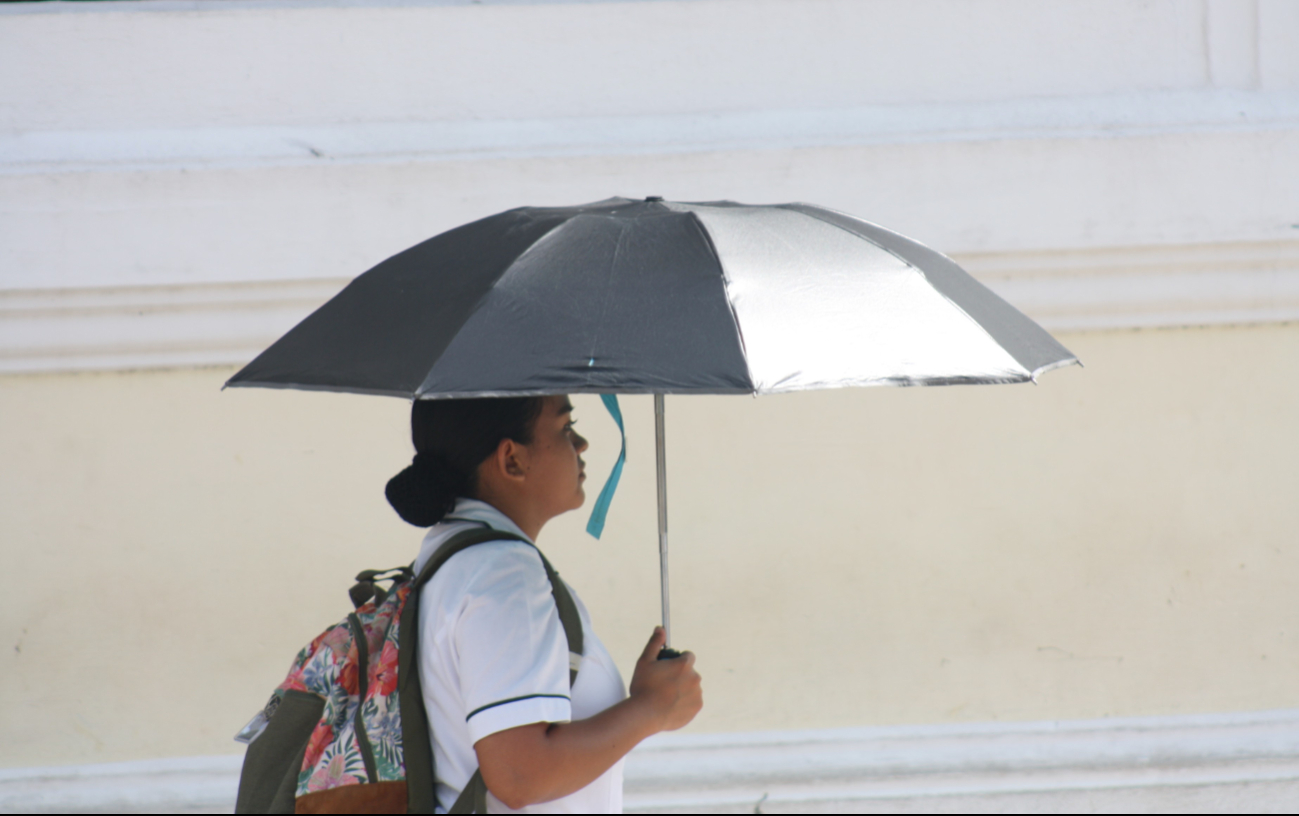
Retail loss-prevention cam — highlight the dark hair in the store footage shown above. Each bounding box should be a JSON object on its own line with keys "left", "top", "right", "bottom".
{"left": 385, "top": 397, "right": 546, "bottom": 527}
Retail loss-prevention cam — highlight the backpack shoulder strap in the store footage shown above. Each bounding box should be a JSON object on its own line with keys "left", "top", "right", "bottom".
{"left": 533, "top": 548, "right": 584, "bottom": 684}
{"left": 410, "top": 526, "right": 523, "bottom": 588}
{"left": 410, "top": 527, "right": 583, "bottom": 676}
{"left": 401, "top": 525, "right": 584, "bottom": 814}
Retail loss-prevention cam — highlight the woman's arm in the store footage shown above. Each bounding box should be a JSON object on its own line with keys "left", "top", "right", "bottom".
{"left": 474, "top": 626, "right": 702, "bottom": 809}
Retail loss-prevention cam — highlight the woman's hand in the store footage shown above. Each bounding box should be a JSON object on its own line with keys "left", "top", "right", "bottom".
{"left": 475, "top": 628, "right": 703, "bottom": 808}
{"left": 628, "top": 626, "right": 703, "bottom": 732}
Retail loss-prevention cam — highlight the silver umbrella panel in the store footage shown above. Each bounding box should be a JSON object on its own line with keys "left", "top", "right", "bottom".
{"left": 227, "top": 197, "right": 1079, "bottom": 649}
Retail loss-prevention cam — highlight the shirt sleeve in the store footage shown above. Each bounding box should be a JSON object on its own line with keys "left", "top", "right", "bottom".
{"left": 451, "top": 541, "right": 573, "bottom": 745}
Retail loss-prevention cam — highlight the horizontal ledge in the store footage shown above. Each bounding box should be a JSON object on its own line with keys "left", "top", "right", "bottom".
{"left": 625, "top": 765, "right": 1299, "bottom": 813}
{"left": 0, "top": 278, "right": 346, "bottom": 316}
{"left": 3, "top": 243, "right": 1298, "bottom": 374}
{"left": 629, "top": 707, "right": 1299, "bottom": 781}
{"left": 0, "top": 0, "right": 634, "bottom": 16}
{"left": 2, "top": 709, "right": 1297, "bottom": 814}
{"left": 623, "top": 708, "right": 1299, "bottom": 811}
{"left": 0, "top": 279, "right": 347, "bottom": 375}
{"left": 3, "top": 90, "right": 1298, "bottom": 175}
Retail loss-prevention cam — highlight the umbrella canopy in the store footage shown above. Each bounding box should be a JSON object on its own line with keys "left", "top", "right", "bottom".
{"left": 225, "top": 197, "right": 1076, "bottom": 398}
{"left": 226, "top": 196, "right": 1079, "bottom": 651}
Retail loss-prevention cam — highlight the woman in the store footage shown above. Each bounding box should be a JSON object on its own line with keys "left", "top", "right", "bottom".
{"left": 385, "top": 395, "right": 703, "bottom": 813}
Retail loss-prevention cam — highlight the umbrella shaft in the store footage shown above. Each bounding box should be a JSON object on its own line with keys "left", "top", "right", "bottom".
{"left": 654, "top": 393, "right": 671, "bottom": 647}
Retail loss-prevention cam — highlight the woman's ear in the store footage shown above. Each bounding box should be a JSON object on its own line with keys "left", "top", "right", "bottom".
{"left": 496, "top": 437, "right": 529, "bottom": 481}
{"left": 476, "top": 438, "right": 530, "bottom": 506}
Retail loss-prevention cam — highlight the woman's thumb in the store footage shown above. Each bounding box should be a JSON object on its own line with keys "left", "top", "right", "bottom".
{"left": 640, "top": 626, "right": 666, "bottom": 662}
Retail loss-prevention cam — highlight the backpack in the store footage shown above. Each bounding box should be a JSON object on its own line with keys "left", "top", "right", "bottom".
{"left": 234, "top": 527, "right": 583, "bottom": 814}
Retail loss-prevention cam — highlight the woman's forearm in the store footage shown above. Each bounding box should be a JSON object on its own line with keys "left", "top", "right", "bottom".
{"left": 475, "top": 629, "right": 702, "bottom": 809}
{"left": 474, "top": 695, "right": 660, "bottom": 809}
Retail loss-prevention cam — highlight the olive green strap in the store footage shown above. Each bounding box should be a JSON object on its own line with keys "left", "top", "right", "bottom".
{"left": 346, "top": 613, "right": 379, "bottom": 786}
{"left": 401, "top": 528, "right": 522, "bottom": 814}
{"left": 399, "top": 526, "right": 584, "bottom": 814}
{"left": 448, "top": 769, "right": 488, "bottom": 814}
{"left": 535, "top": 550, "right": 584, "bottom": 686}
{"left": 398, "top": 589, "right": 437, "bottom": 814}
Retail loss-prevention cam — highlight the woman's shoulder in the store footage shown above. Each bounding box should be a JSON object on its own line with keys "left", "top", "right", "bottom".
{"left": 424, "top": 535, "right": 549, "bottom": 596}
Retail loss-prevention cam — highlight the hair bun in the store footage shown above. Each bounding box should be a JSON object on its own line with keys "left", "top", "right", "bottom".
{"left": 386, "top": 397, "right": 545, "bottom": 527}
{"left": 384, "top": 452, "right": 463, "bottom": 527}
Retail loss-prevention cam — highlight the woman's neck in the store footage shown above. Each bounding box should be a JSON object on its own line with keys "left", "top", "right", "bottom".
{"left": 470, "top": 490, "right": 544, "bottom": 542}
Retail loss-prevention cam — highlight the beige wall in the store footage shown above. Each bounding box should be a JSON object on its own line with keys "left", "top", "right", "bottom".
{"left": 2, "top": 322, "right": 1296, "bottom": 768}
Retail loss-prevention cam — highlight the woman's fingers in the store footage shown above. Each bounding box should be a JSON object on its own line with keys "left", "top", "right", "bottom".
{"left": 659, "top": 656, "right": 703, "bottom": 731}
{"left": 639, "top": 626, "right": 667, "bottom": 663}
{"left": 628, "top": 627, "right": 703, "bottom": 734}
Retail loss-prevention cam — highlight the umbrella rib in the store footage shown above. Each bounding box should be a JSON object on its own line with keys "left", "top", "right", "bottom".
{"left": 683, "top": 210, "right": 757, "bottom": 394}
{"left": 415, "top": 213, "right": 576, "bottom": 399}
{"left": 584, "top": 220, "right": 628, "bottom": 384}
{"left": 785, "top": 204, "right": 1016, "bottom": 368}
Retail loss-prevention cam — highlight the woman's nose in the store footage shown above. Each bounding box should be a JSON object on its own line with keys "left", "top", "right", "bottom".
{"left": 574, "top": 432, "right": 589, "bottom": 453}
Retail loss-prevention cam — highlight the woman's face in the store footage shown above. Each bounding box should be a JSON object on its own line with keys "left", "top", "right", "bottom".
{"left": 525, "top": 395, "right": 590, "bottom": 518}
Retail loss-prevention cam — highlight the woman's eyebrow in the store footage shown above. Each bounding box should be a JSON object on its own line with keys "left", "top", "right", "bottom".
{"left": 558, "top": 399, "right": 574, "bottom": 415}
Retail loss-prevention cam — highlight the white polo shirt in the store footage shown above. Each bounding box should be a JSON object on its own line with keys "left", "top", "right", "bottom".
{"left": 414, "top": 498, "right": 628, "bottom": 814}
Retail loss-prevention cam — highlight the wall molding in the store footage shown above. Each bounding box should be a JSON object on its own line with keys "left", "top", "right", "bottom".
{"left": 2, "top": 241, "right": 1295, "bottom": 375}
{"left": 0, "top": 754, "right": 243, "bottom": 815}
{"left": 3, "top": 90, "right": 1297, "bottom": 176}
{"left": 2, "top": 709, "right": 1297, "bottom": 813}
{"left": 959, "top": 240, "right": 1299, "bottom": 331}
{"left": 0, "top": 0, "right": 629, "bottom": 15}
{"left": 0, "top": 279, "right": 346, "bottom": 375}
{"left": 623, "top": 708, "right": 1299, "bottom": 812}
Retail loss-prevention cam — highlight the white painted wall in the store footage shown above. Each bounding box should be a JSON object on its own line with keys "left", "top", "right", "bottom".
{"left": 0, "top": 0, "right": 1239, "bottom": 130}
{"left": 2, "top": 0, "right": 1297, "bottom": 371}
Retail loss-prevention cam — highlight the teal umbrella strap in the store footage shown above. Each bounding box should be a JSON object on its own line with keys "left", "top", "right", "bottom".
{"left": 585, "top": 394, "right": 625, "bottom": 540}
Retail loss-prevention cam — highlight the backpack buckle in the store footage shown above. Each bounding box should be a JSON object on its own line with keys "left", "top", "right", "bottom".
{"left": 349, "top": 566, "right": 415, "bottom": 609}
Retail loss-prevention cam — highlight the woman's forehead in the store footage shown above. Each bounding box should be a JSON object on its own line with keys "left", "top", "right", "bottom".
{"left": 543, "top": 394, "right": 574, "bottom": 417}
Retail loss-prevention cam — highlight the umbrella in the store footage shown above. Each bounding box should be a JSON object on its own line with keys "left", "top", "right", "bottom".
{"left": 227, "top": 197, "right": 1078, "bottom": 651}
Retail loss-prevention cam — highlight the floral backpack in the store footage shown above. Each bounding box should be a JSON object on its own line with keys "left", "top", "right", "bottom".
{"left": 234, "top": 527, "right": 583, "bottom": 814}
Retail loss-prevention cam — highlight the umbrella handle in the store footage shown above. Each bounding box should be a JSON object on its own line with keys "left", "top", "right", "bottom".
{"left": 655, "top": 394, "right": 673, "bottom": 648}
{"left": 655, "top": 395, "right": 685, "bottom": 663}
